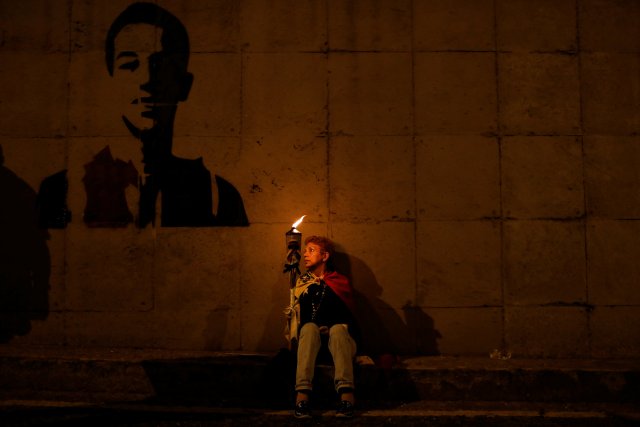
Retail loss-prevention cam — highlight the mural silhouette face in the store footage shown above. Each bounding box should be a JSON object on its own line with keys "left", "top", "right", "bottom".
{"left": 39, "top": 2, "right": 248, "bottom": 229}
{"left": 114, "top": 23, "right": 163, "bottom": 135}
{"left": 81, "top": 2, "right": 249, "bottom": 228}
{"left": 110, "top": 22, "right": 195, "bottom": 166}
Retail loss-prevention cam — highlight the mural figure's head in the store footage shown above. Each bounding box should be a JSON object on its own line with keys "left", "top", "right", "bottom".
{"left": 105, "top": 2, "right": 193, "bottom": 139}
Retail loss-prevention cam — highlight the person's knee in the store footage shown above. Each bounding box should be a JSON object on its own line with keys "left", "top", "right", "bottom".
{"left": 328, "top": 325, "right": 351, "bottom": 348}
{"left": 299, "top": 322, "right": 321, "bottom": 341}
{"left": 329, "top": 324, "right": 350, "bottom": 339}
{"left": 328, "top": 324, "right": 356, "bottom": 356}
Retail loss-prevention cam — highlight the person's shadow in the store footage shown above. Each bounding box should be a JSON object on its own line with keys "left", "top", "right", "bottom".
{"left": 0, "top": 145, "right": 51, "bottom": 342}
{"left": 332, "top": 251, "right": 440, "bottom": 358}
{"left": 331, "top": 251, "right": 441, "bottom": 405}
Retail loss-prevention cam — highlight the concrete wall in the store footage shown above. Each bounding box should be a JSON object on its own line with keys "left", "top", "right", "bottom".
{"left": 0, "top": 0, "right": 638, "bottom": 358}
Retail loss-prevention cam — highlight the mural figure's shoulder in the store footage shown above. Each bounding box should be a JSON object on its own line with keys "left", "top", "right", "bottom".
{"left": 214, "top": 174, "right": 249, "bottom": 227}
{"left": 159, "top": 156, "right": 248, "bottom": 227}
{"left": 158, "top": 156, "right": 214, "bottom": 227}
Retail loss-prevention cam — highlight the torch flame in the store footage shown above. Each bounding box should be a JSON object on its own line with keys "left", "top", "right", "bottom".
{"left": 292, "top": 215, "right": 306, "bottom": 230}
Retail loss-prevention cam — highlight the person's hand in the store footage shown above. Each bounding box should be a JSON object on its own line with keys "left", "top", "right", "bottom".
{"left": 319, "top": 326, "right": 329, "bottom": 335}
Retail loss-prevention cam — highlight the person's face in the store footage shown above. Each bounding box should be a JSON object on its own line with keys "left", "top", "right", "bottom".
{"left": 303, "top": 243, "right": 328, "bottom": 272}
{"left": 112, "top": 23, "right": 192, "bottom": 134}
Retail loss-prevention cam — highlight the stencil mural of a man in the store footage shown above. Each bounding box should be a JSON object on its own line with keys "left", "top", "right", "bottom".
{"left": 83, "top": 2, "right": 248, "bottom": 228}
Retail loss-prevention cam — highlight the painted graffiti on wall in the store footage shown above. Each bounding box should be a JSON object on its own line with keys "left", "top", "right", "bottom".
{"left": 39, "top": 2, "right": 249, "bottom": 228}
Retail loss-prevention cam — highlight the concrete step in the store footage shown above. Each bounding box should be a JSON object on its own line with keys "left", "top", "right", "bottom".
{"left": 1, "top": 400, "right": 639, "bottom": 427}
{"left": 0, "top": 347, "right": 638, "bottom": 412}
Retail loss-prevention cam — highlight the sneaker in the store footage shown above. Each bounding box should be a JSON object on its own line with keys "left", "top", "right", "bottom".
{"left": 336, "top": 400, "right": 354, "bottom": 418}
{"left": 294, "top": 400, "right": 312, "bottom": 419}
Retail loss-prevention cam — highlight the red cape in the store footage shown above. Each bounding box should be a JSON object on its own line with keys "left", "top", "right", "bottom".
{"left": 323, "top": 271, "right": 355, "bottom": 314}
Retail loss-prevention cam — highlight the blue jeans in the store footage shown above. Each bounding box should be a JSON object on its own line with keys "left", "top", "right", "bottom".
{"left": 295, "top": 322, "right": 357, "bottom": 393}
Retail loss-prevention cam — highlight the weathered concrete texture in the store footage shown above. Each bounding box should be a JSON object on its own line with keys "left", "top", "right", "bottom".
{"left": 581, "top": 53, "right": 640, "bottom": 135}
{"left": 0, "top": 52, "right": 68, "bottom": 138}
{"left": 504, "top": 220, "right": 586, "bottom": 305}
{"left": 496, "top": 0, "right": 577, "bottom": 52}
{"left": 330, "top": 135, "right": 414, "bottom": 222}
{"left": 240, "top": 0, "right": 327, "bottom": 52}
{"left": 587, "top": 220, "right": 640, "bottom": 306}
{"left": 502, "top": 136, "right": 584, "bottom": 219}
{"left": 579, "top": 0, "right": 640, "bottom": 53}
{"left": 424, "top": 308, "right": 503, "bottom": 355}
{"left": 155, "top": 228, "right": 243, "bottom": 311}
{"left": 416, "top": 221, "right": 501, "bottom": 307}
{"left": 417, "top": 136, "right": 500, "bottom": 219}
{"left": 414, "top": 0, "right": 495, "bottom": 52}
{"left": 65, "top": 224, "right": 155, "bottom": 311}
{"left": 233, "top": 135, "right": 329, "bottom": 223}
{"left": 1, "top": 0, "right": 639, "bottom": 359}
{"left": 505, "top": 306, "right": 590, "bottom": 358}
{"left": 415, "top": 53, "right": 497, "bottom": 134}
{"left": 0, "top": 0, "right": 70, "bottom": 52}
{"left": 243, "top": 53, "right": 327, "bottom": 137}
{"left": 585, "top": 136, "right": 640, "bottom": 218}
{"left": 591, "top": 307, "right": 640, "bottom": 358}
{"left": 499, "top": 53, "right": 581, "bottom": 135}
{"left": 79, "top": 309, "right": 242, "bottom": 351}
{"left": 329, "top": 52, "right": 412, "bottom": 135}
{"left": 328, "top": 0, "right": 412, "bottom": 52}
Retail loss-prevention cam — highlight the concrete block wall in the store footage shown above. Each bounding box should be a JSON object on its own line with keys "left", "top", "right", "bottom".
{"left": 0, "top": 0, "right": 638, "bottom": 358}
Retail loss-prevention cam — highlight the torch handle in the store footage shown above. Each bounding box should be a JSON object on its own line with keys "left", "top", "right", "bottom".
{"left": 285, "top": 248, "right": 301, "bottom": 288}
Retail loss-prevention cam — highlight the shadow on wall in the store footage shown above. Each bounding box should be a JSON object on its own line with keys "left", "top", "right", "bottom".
{"left": 0, "top": 145, "right": 51, "bottom": 342}
{"left": 257, "top": 278, "right": 292, "bottom": 352}
{"left": 333, "top": 252, "right": 441, "bottom": 357}
{"left": 203, "top": 305, "right": 231, "bottom": 350}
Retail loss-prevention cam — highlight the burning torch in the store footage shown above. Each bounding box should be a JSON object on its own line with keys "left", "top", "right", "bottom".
{"left": 284, "top": 215, "right": 305, "bottom": 289}
{"left": 283, "top": 215, "right": 305, "bottom": 346}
